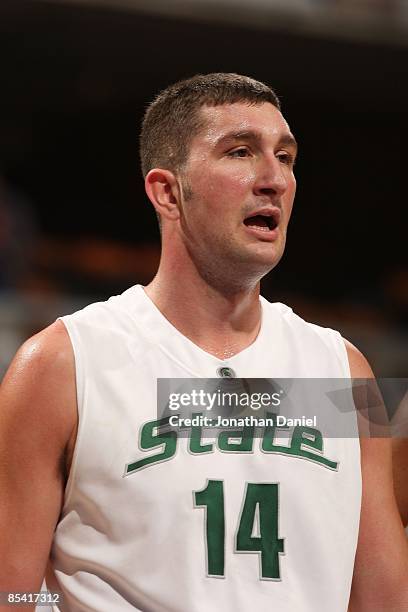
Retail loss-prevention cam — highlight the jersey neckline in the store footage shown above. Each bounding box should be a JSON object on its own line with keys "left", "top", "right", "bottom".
{"left": 131, "top": 284, "right": 271, "bottom": 377}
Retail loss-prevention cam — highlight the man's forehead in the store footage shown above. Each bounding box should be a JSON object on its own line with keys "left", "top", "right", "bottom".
{"left": 197, "top": 101, "right": 294, "bottom": 144}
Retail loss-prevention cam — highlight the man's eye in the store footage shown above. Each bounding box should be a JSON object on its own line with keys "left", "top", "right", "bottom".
{"left": 228, "top": 147, "right": 250, "bottom": 158}
{"left": 277, "top": 152, "right": 295, "bottom": 166}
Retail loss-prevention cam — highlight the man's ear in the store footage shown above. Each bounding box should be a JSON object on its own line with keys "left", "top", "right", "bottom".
{"left": 145, "top": 169, "right": 181, "bottom": 221}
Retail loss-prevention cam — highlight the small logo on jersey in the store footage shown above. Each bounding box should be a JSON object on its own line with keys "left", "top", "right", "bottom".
{"left": 217, "top": 366, "right": 236, "bottom": 378}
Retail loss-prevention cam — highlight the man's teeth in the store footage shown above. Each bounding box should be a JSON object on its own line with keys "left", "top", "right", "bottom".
{"left": 251, "top": 225, "right": 270, "bottom": 232}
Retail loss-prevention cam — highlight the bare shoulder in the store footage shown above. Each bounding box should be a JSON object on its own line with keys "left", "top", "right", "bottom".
{"left": 0, "top": 321, "right": 78, "bottom": 591}
{"left": 0, "top": 319, "right": 77, "bottom": 461}
{"left": 3, "top": 318, "right": 74, "bottom": 381}
{"left": 343, "top": 337, "right": 374, "bottom": 378}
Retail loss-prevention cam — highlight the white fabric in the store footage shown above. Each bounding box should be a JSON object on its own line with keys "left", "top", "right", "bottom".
{"left": 47, "top": 285, "right": 361, "bottom": 611}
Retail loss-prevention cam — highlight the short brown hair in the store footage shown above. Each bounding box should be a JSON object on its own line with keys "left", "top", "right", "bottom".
{"left": 140, "top": 73, "right": 280, "bottom": 178}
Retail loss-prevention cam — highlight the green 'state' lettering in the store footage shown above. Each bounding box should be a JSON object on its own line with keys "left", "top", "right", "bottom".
{"left": 125, "top": 413, "right": 338, "bottom": 476}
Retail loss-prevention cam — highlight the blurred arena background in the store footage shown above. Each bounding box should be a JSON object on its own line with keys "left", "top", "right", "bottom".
{"left": 0, "top": 0, "right": 407, "bottom": 380}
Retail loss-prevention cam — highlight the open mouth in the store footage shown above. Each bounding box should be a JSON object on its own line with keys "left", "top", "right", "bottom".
{"left": 243, "top": 212, "right": 279, "bottom": 232}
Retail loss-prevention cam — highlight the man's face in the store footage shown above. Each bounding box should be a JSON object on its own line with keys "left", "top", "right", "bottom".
{"left": 176, "top": 101, "right": 297, "bottom": 285}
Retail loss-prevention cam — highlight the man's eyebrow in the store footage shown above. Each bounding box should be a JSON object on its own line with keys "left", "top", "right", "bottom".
{"left": 215, "top": 130, "right": 262, "bottom": 147}
{"left": 216, "top": 130, "right": 298, "bottom": 153}
{"left": 278, "top": 134, "right": 298, "bottom": 153}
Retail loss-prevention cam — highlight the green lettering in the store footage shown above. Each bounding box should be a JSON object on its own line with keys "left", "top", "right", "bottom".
{"left": 189, "top": 413, "right": 214, "bottom": 454}
{"left": 125, "top": 417, "right": 177, "bottom": 475}
{"left": 290, "top": 426, "right": 338, "bottom": 470}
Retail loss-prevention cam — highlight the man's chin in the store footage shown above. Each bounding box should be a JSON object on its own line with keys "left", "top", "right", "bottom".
{"left": 245, "top": 242, "right": 285, "bottom": 268}
{"left": 232, "top": 249, "right": 285, "bottom": 281}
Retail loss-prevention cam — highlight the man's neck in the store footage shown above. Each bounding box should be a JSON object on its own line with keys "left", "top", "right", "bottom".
{"left": 144, "top": 271, "right": 262, "bottom": 360}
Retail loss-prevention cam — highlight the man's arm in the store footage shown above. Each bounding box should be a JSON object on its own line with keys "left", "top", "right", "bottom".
{"left": 392, "top": 437, "right": 408, "bottom": 528}
{"left": 0, "top": 321, "right": 77, "bottom": 609}
{"left": 346, "top": 340, "right": 408, "bottom": 611}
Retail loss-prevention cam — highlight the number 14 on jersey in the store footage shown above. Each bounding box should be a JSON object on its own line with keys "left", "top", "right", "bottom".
{"left": 194, "top": 480, "right": 284, "bottom": 580}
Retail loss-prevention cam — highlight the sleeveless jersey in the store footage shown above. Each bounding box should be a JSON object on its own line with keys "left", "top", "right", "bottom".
{"left": 48, "top": 285, "right": 361, "bottom": 612}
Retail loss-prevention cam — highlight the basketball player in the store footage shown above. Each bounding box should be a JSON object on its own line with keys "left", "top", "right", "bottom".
{"left": 1, "top": 74, "right": 407, "bottom": 611}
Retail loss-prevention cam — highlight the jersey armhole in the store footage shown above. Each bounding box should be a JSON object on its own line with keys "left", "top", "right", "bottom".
{"left": 57, "top": 315, "right": 87, "bottom": 512}
{"left": 330, "top": 329, "right": 352, "bottom": 379}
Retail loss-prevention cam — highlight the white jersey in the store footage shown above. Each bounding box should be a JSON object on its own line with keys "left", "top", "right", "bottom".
{"left": 48, "top": 285, "right": 361, "bottom": 612}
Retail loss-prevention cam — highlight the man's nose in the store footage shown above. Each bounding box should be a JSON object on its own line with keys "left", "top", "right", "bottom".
{"left": 253, "top": 156, "right": 288, "bottom": 197}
